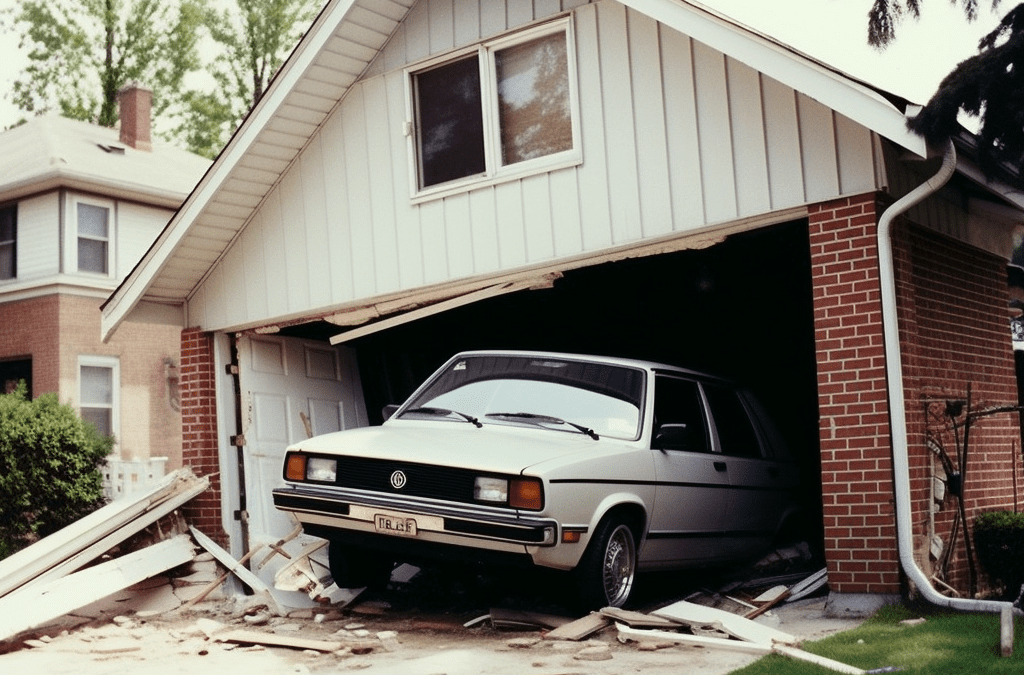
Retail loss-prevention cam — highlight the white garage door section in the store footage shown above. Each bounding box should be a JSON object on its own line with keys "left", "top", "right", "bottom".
{"left": 237, "top": 335, "right": 367, "bottom": 598}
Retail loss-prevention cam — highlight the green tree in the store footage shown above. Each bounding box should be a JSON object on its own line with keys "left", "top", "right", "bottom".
{"left": 3, "top": 0, "right": 204, "bottom": 129}
{"left": 0, "top": 384, "right": 113, "bottom": 558}
{"left": 869, "top": 1, "right": 1024, "bottom": 184}
{"left": 181, "top": 0, "right": 321, "bottom": 157}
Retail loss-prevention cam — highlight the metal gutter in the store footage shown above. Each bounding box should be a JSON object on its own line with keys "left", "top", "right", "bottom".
{"left": 877, "top": 139, "right": 1013, "bottom": 613}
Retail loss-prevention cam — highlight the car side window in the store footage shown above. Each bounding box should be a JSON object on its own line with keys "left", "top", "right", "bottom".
{"left": 652, "top": 376, "right": 710, "bottom": 453}
{"left": 703, "top": 385, "right": 763, "bottom": 459}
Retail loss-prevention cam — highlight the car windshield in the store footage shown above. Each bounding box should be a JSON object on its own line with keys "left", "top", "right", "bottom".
{"left": 399, "top": 355, "right": 645, "bottom": 440}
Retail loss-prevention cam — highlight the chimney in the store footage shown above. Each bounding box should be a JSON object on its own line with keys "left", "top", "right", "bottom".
{"left": 117, "top": 83, "right": 152, "bottom": 151}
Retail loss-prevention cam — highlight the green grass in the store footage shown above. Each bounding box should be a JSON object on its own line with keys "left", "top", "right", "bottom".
{"left": 730, "top": 603, "right": 1024, "bottom": 674}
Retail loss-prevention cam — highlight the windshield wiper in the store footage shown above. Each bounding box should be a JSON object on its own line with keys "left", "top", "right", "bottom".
{"left": 485, "top": 412, "right": 599, "bottom": 440}
{"left": 403, "top": 406, "right": 482, "bottom": 428}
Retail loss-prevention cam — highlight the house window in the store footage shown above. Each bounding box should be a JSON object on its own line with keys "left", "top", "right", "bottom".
{"left": 77, "top": 201, "right": 111, "bottom": 274}
{"left": 0, "top": 204, "right": 15, "bottom": 280}
{"left": 80, "top": 357, "right": 119, "bottom": 439}
{"left": 409, "top": 19, "right": 580, "bottom": 196}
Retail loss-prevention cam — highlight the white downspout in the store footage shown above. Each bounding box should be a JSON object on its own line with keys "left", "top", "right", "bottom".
{"left": 877, "top": 139, "right": 1012, "bottom": 613}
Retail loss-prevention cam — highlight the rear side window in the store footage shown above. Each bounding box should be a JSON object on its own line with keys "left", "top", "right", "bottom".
{"left": 653, "top": 376, "right": 710, "bottom": 453}
{"left": 703, "top": 385, "right": 763, "bottom": 459}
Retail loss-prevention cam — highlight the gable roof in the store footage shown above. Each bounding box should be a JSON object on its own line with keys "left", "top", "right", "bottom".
{"left": 0, "top": 116, "right": 210, "bottom": 208}
{"left": 101, "top": 0, "right": 933, "bottom": 340}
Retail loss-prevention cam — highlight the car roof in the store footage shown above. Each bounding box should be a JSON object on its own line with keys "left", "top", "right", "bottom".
{"left": 449, "top": 350, "right": 734, "bottom": 385}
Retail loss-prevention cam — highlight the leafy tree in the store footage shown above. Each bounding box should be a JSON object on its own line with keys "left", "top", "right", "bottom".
{"left": 2, "top": 0, "right": 204, "bottom": 130}
{"left": 869, "top": 1, "right": 1024, "bottom": 184}
{"left": 178, "top": 0, "right": 321, "bottom": 157}
{"left": 0, "top": 383, "right": 113, "bottom": 558}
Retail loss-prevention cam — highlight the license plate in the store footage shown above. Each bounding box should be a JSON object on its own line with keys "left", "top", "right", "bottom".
{"left": 374, "top": 514, "right": 418, "bottom": 537}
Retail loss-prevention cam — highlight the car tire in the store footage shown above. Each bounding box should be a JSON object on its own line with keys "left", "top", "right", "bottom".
{"left": 327, "top": 542, "right": 393, "bottom": 589}
{"left": 573, "top": 517, "right": 636, "bottom": 609}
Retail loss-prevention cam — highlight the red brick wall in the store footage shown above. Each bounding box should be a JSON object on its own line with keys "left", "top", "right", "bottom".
{"left": 810, "top": 194, "right": 900, "bottom": 594}
{"left": 179, "top": 327, "right": 226, "bottom": 544}
{"left": 0, "top": 295, "right": 61, "bottom": 395}
{"left": 810, "top": 193, "right": 1021, "bottom": 597}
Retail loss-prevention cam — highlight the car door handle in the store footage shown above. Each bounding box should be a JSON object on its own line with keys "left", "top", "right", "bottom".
{"left": 714, "top": 461, "right": 727, "bottom": 472}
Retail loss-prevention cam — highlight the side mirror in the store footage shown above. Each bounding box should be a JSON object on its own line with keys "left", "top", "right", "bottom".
{"left": 654, "top": 423, "right": 690, "bottom": 451}
{"left": 382, "top": 404, "right": 400, "bottom": 421}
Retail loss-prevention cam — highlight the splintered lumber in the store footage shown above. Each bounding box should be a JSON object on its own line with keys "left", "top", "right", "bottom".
{"left": 0, "top": 468, "right": 208, "bottom": 599}
{"left": 786, "top": 567, "right": 828, "bottom": 602}
{"left": 745, "top": 588, "right": 792, "bottom": 620}
{"left": 490, "top": 608, "right": 573, "bottom": 630}
{"left": 543, "top": 612, "right": 612, "bottom": 640}
{"left": 599, "top": 607, "right": 683, "bottom": 628}
{"left": 0, "top": 534, "right": 196, "bottom": 642}
{"left": 616, "top": 623, "right": 772, "bottom": 655}
{"left": 773, "top": 645, "right": 866, "bottom": 674}
{"left": 190, "top": 525, "right": 270, "bottom": 595}
{"left": 652, "top": 600, "right": 798, "bottom": 645}
{"left": 215, "top": 630, "right": 344, "bottom": 652}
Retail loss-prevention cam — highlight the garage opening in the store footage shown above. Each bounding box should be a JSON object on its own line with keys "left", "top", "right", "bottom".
{"left": 282, "top": 220, "right": 823, "bottom": 555}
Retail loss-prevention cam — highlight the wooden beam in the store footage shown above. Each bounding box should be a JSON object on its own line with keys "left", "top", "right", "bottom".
{"left": 0, "top": 535, "right": 195, "bottom": 642}
{"left": 616, "top": 623, "right": 772, "bottom": 655}
{"left": 653, "top": 600, "right": 798, "bottom": 645}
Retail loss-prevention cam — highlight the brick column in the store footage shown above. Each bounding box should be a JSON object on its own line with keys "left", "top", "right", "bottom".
{"left": 179, "top": 327, "right": 227, "bottom": 545}
{"left": 809, "top": 194, "right": 901, "bottom": 595}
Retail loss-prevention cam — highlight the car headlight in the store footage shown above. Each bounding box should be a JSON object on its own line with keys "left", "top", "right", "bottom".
{"left": 284, "top": 453, "right": 337, "bottom": 483}
{"left": 306, "top": 457, "right": 337, "bottom": 482}
{"left": 474, "top": 476, "right": 543, "bottom": 510}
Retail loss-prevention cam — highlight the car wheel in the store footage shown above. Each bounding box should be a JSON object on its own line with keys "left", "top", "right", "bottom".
{"left": 574, "top": 518, "right": 636, "bottom": 609}
{"left": 327, "top": 542, "right": 393, "bottom": 589}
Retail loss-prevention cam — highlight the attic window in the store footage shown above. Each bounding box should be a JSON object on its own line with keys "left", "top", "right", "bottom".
{"left": 407, "top": 18, "right": 581, "bottom": 199}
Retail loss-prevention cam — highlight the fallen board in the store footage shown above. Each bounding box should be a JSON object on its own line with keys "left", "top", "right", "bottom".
{"left": 216, "top": 629, "right": 343, "bottom": 652}
{"left": 543, "top": 613, "right": 612, "bottom": 640}
{"left": 616, "top": 623, "right": 772, "bottom": 655}
{"left": 0, "top": 534, "right": 195, "bottom": 642}
{"left": 599, "top": 607, "right": 683, "bottom": 628}
{"left": 652, "top": 600, "right": 798, "bottom": 645}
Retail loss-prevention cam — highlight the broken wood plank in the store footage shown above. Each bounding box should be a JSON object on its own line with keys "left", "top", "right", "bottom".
{"left": 616, "top": 623, "right": 772, "bottom": 655}
{"left": 0, "top": 534, "right": 195, "bottom": 642}
{"left": 543, "top": 612, "right": 612, "bottom": 640}
{"left": 652, "top": 600, "right": 798, "bottom": 645}
{"left": 745, "top": 589, "right": 791, "bottom": 620}
{"left": 490, "top": 608, "right": 573, "bottom": 630}
{"left": 773, "top": 645, "right": 866, "bottom": 674}
{"left": 786, "top": 567, "right": 828, "bottom": 602}
{"left": 0, "top": 468, "right": 206, "bottom": 599}
{"left": 216, "top": 629, "right": 343, "bottom": 652}
{"left": 752, "top": 585, "right": 790, "bottom": 604}
{"left": 190, "top": 525, "right": 270, "bottom": 595}
{"left": 599, "top": 607, "right": 683, "bottom": 628}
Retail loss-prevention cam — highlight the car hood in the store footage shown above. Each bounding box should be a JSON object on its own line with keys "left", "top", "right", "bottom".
{"left": 288, "top": 420, "right": 629, "bottom": 475}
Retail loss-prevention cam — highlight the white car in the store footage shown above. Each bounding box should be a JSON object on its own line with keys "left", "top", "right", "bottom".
{"left": 273, "top": 351, "right": 802, "bottom": 608}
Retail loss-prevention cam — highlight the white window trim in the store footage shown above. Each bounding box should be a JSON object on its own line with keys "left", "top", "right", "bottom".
{"left": 405, "top": 17, "right": 582, "bottom": 203}
{"left": 65, "top": 194, "right": 116, "bottom": 277}
{"left": 78, "top": 355, "right": 120, "bottom": 444}
{"left": 0, "top": 203, "right": 15, "bottom": 282}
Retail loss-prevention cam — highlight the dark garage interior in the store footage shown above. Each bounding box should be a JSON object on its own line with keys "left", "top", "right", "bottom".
{"left": 286, "top": 220, "right": 824, "bottom": 551}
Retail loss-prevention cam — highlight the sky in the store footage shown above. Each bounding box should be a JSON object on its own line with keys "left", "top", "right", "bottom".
{"left": 0, "top": 0, "right": 1008, "bottom": 132}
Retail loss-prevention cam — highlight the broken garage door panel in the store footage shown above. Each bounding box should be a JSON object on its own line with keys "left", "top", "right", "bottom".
{"left": 328, "top": 274, "right": 562, "bottom": 345}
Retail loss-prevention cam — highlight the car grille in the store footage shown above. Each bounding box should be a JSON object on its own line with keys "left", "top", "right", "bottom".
{"left": 334, "top": 456, "right": 479, "bottom": 504}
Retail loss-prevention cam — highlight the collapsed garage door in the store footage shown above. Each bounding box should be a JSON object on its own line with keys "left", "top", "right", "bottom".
{"left": 275, "top": 220, "right": 823, "bottom": 554}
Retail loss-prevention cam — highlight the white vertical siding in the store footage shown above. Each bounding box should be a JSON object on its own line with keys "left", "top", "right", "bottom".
{"left": 189, "top": 0, "right": 884, "bottom": 332}
{"left": 12, "top": 194, "right": 59, "bottom": 281}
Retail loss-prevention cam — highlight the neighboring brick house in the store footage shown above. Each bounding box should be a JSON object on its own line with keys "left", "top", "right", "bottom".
{"left": 0, "top": 85, "right": 210, "bottom": 496}
{"left": 102, "top": 0, "right": 1024, "bottom": 613}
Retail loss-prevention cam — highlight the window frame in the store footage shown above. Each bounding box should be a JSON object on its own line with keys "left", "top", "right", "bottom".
{"left": 405, "top": 17, "right": 582, "bottom": 202}
{"left": 78, "top": 355, "right": 120, "bottom": 442}
{"left": 0, "top": 203, "right": 15, "bottom": 281}
{"left": 66, "top": 194, "right": 116, "bottom": 277}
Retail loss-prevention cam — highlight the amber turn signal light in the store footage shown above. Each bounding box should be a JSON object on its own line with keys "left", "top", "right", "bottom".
{"left": 285, "top": 454, "right": 307, "bottom": 481}
{"left": 509, "top": 477, "right": 543, "bottom": 510}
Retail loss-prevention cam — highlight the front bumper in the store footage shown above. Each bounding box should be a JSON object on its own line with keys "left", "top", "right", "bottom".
{"left": 272, "top": 484, "right": 559, "bottom": 552}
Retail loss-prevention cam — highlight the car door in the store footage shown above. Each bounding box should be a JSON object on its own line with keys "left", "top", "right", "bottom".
{"left": 646, "top": 375, "right": 731, "bottom": 565}
{"left": 702, "top": 384, "right": 792, "bottom": 558}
